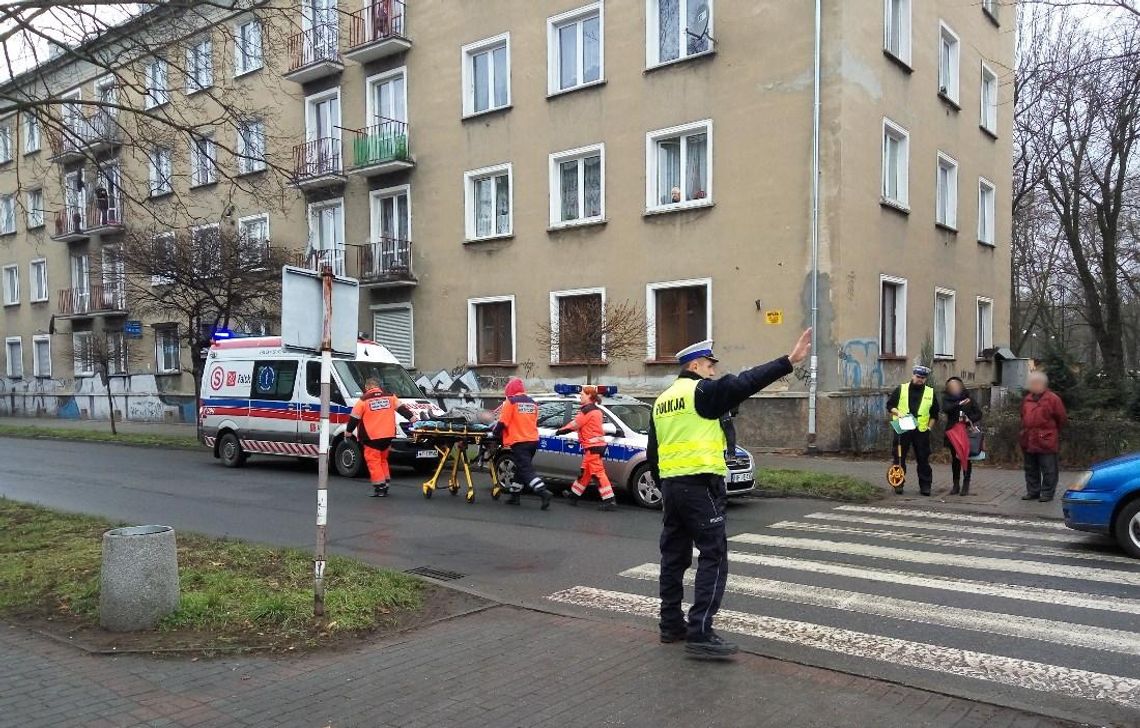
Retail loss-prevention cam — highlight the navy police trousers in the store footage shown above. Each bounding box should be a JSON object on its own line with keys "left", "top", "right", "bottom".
{"left": 659, "top": 476, "right": 729, "bottom": 640}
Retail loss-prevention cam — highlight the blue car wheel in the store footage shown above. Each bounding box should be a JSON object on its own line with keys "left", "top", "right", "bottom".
{"left": 1115, "top": 499, "right": 1140, "bottom": 559}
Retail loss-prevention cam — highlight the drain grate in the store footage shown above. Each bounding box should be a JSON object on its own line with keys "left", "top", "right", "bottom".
{"left": 405, "top": 566, "right": 467, "bottom": 581}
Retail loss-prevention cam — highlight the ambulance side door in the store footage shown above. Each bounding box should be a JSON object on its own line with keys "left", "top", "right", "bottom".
{"left": 302, "top": 360, "right": 347, "bottom": 448}
{"left": 249, "top": 359, "right": 302, "bottom": 444}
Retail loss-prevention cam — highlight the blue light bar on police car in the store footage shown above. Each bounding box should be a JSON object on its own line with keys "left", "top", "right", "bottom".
{"left": 554, "top": 384, "right": 618, "bottom": 396}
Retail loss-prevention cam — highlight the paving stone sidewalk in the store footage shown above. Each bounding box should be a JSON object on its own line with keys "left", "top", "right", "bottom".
{"left": 1, "top": 606, "right": 1074, "bottom": 728}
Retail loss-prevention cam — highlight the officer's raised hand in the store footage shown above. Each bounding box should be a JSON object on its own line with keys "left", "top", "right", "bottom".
{"left": 788, "top": 328, "right": 812, "bottom": 366}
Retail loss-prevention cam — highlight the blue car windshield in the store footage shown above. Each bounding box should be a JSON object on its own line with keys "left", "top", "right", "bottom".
{"left": 606, "top": 404, "right": 652, "bottom": 436}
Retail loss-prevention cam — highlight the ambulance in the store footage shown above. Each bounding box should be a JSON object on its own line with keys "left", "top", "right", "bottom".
{"left": 198, "top": 336, "right": 444, "bottom": 476}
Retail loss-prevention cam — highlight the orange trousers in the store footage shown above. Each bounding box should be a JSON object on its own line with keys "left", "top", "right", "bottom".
{"left": 364, "top": 445, "right": 391, "bottom": 484}
{"left": 571, "top": 450, "right": 613, "bottom": 499}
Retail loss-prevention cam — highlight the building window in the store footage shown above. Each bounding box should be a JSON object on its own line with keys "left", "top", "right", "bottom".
{"left": 981, "top": 63, "right": 998, "bottom": 135}
{"left": 884, "top": 0, "right": 911, "bottom": 65}
{"left": 373, "top": 305, "right": 414, "bottom": 368}
{"left": 462, "top": 33, "right": 510, "bottom": 117}
{"left": 468, "top": 296, "right": 515, "bottom": 365}
{"left": 646, "top": 119, "right": 712, "bottom": 211}
{"left": 647, "top": 279, "right": 710, "bottom": 360}
{"left": 107, "top": 331, "right": 129, "bottom": 376}
{"left": 882, "top": 119, "right": 909, "bottom": 208}
{"left": 145, "top": 57, "right": 170, "bottom": 109}
{"left": 880, "top": 276, "right": 907, "bottom": 357}
{"left": 238, "top": 214, "right": 270, "bottom": 265}
{"left": 2, "top": 264, "right": 18, "bottom": 305}
{"left": 151, "top": 232, "right": 176, "bottom": 285}
{"left": 149, "top": 147, "right": 173, "bottom": 197}
{"left": 371, "top": 186, "right": 410, "bottom": 243}
{"left": 72, "top": 332, "right": 94, "bottom": 376}
{"left": 23, "top": 112, "right": 40, "bottom": 154}
{"left": 237, "top": 118, "right": 266, "bottom": 174}
{"left": 938, "top": 22, "right": 960, "bottom": 103}
{"left": 307, "top": 199, "right": 346, "bottom": 275}
{"left": 190, "top": 134, "right": 217, "bottom": 187}
{"left": 464, "top": 163, "right": 512, "bottom": 241}
{"left": 5, "top": 337, "right": 23, "bottom": 378}
{"left": 186, "top": 36, "right": 214, "bottom": 93}
{"left": 155, "top": 326, "right": 180, "bottom": 374}
{"left": 0, "top": 193, "right": 16, "bottom": 234}
{"left": 32, "top": 335, "right": 51, "bottom": 378}
{"left": 24, "top": 188, "right": 43, "bottom": 229}
{"left": 550, "top": 144, "right": 604, "bottom": 227}
{"left": 548, "top": 4, "right": 602, "bottom": 95}
{"left": 0, "top": 124, "right": 11, "bottom": 164}
{"left": 191, "top": 225, "right": 222, "bottom": 277}
{"left": 982, "top": 0, "right": 1000, "bottom": 23}
{"left": 934, "top": 289, "right": 956, "bottom": 359}
{"left": 978, "top": 177, "right": 996, "bottom": 245}
{"left": 647, "top": 0, "right": 713, "bottom": 67}
{"left": 977, "top": 297, "right": 994, "bottom": 357}
{"left": 29, "top": 259, "right": 48, "bottom": 302}
{"left": 235, "top": 18, "right": 264, "bottom": 76}
{"left": 936, "top": 153, "right": 958, "bottom": 229}
{"left": 550, "top": 289, "right": 604, "bottom": 363}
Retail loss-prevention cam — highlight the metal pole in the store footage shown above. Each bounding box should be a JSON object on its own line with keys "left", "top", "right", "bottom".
{"left": 807, "top": 0, "right": 822, "bottom": 450}
{"left": 314, "top": 268, "right": 333, "bottom": 617}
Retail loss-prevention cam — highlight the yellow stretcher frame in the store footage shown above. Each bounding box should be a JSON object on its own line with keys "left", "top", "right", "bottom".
{"left": 411, "top": 428, "right": 503, "bottom": 504}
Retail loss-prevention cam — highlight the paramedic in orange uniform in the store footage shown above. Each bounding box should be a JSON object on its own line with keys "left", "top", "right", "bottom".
{"left": 493, "top": 378, "right": 554, "bottom": 510}
{"left": 346, "top": 378, "right": 416, "bottom": 497}
{"left": 556, "top": 386, "right": 615, "bottom": 511}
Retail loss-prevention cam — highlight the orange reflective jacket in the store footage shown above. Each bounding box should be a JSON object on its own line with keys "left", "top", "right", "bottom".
{"left": 499, "top": 395, "right": 540, "bottom": 446}
{"left": 351, "top": 388, "right": 400, "bottom": 441}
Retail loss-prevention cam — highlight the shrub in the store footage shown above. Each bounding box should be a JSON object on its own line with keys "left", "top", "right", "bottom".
{"left": 984, "top": 404, "right": 1140, "bottom": 468}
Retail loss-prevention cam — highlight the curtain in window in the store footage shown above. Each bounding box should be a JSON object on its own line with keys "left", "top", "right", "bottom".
{"left": 935, "top": 296, "right": 951, "bottom": 356}
{"left": 493, "top": 46, "right": 508, "bottom": 107}
{"left": 658, "top": 0, "right": 680, "bottom": 62}
{"left": 881, "top": 285, "right": 897, "bottom": 354}
{"left": 495, "top": 173, "right": 510, "bottom": 234}
{"left": 559, "top": 23, "right": 577, "bottom": 90}
{"left": 657, "top": 138, "right": 680, "bottom": 204}
{"left": 583, "top": 16, "right": 601, "bottom": 82}
{"left": 685, "top": 132, "right": 707, "bottom": 199}
{"left": 560, "top": 160, "right": 579, "bottom": 221}
{"left": 477, "top": 302, "right": 511, "bottom": 363}
{"left": 475, "top": 177, "right": 493, "bottom": 236}
{"left": 583, "top": 155, "right": 602, "bottom": 218}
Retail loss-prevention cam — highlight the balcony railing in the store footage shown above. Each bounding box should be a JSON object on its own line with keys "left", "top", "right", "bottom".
{"left": 293, "top": 240, "right": 416, "bottom": 286}
{"left": 57, "top": 284, "right": 127, "bottom": 317}
{"left": 48, "top": 112, "right": 121, "bottom": 162}
{"left": 52, "top": 198, "right": 124, "bottom": 240}
{"left": 286, "top": 23, "right": 342, "bottom": 80}
{"left": 53, "top": 207, "right": 87, "bottom": 240}
{"left": 292, "top": 137, "right": 345, "bottom": 187}
{"left": 346, "top": 1, "right": 409, "bottom": 63}
{"left": 348, "top": 118, "right": 412, "bottom": 173}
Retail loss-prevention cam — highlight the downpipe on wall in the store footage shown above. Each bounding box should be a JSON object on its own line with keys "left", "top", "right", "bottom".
{"left": 807, "top": 0, "right": 822, "bottom": 451}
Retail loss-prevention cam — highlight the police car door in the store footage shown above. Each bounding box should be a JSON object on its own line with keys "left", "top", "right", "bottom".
{"left": 249, "top": 359, "right": 302, "bottom": 447}
{"left": 536, "top": 401, "right": 576, "bottom": 477}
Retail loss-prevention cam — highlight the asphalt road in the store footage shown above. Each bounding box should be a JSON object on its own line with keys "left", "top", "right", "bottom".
{"left": 2, "top": 438, "right": 1138, "bottom": 726}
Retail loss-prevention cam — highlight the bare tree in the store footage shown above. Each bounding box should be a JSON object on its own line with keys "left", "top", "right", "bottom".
{"left": 536, "top": 297, "right": 647, "bottom": 385}
{"left": 67, "top": 327, "right": 137, "bottom": 434}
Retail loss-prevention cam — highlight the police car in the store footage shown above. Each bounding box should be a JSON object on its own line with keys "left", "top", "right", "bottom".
{"left": 493, "top": 385, "right": 756, "bottom": 509}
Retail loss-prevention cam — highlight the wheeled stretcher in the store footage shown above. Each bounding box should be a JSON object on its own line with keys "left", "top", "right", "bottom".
{"left": 410, "top": 421, "right": 503, "bottom": 503}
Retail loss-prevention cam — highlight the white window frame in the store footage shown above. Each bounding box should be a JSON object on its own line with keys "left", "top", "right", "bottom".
{"left": 2, "top": 263, "right": 18, "bottom": 305}
{"left": 22, "top": 112, "right": 40, "bottom": 154}
{"left": 879, "top": 275, "right": 908, "bottom": 358}
{"left": 106, "top": 330, "right": 129, "bottom": 376}
{"left": 548, "top": 287, "right": 606, "bottom": 363}
{"left": 464, "top": 162, "right": 513, "bottom": 242}
{"left": 645, "top": 0, "right": 715, "bottom": 69}
{"left": 303, "top": 87, "right": 342, "bottom": 170}
{"left": 549, "top": 143, "right": 605, "bottom": 228}
{"left": 978, "top": 176, "right": 996, "bottom": 246}
{"left": 0, "top": 193, "right": 15, "bottom": 234}
{"left": 881, "top": 118, "right": 910, "bottom": 209}
{"left": 369, "top": 183, "right": 412, "bottom": 242}
{"left": 236, "top": 117, "right": 267, "bottom": 174}
{"left": 884, "top": 0, "right": 912, "bottom": 66}
{"left": 976, "top": 296, "right": 994, "bottom": 358}
{"left": 645, "top": 119, "right": 714, "bottom": 212}
{"left": 934, "top": 288, "right": 956, "bottom": 360}
{"left": 980, "top": 62, "right": 998, "bottom": 135}
{"left": 189, "top": 133, "right": 217, "bottom": 187}
{"left": 365, "top": 67, "right": 409, "bottom": 125}
{"left": 25, "top": 188, "right": 44, "bottom": 229}
{"left": 145, "top": 57, "right": 170, "bottom": 109}
{"left": 190, "top": 223, "right": 222, "bottom": 278}
{"left": 547, "top": 3, "right": 604, "bottom": 96}
{"left": 461, "top": 33, "right": 511, "bottom": 118}
{"left": 149, "top": 146, "right": 173, "bottom": 198}
{"left": 151, "top": 231, "right": 176, "bottom": 286}
{"left": 982, "top": 0, "right": 1000, "bottom": 24}
{"left": 645, "top": 277, "right": 713, "bottom": 361}
{"left": 234, "top": 17, "right": 264, "bottom": 77}
{"left": 5, "top": 337, "right": 23, "bottom": 379}
{"left": 371, "top": 303, "right": 415, "bottom": 369}
{"left": 32, "top": 334, "right": 51, "bottom": 378}
{"left": 935, "top": 152, "right": 958, "bottom": 229}
{"left": 29, "top": 259, "right": 48, "bottom": 303}
{"left": 237, "top": 213, "right": 270, "bottom": 264}
{"left": 185, "top": 36, "right": 214, "bottom": 94}
{"left": 938, "top": 21, "right": 960, "bottom": 104}
{"left": 72, "top": 331, "right": 94, "bottom": 377}
{"left": 307, "top": 197, "right": 347, "bottom": 275}
{"left": 467, "top": 294, "right": 517, "bottom": 366}
{"left": 154, "top": 326, "right": 181, "bottom": 375}
{"left": 0, "top": 123, "right": 11, "bottom": 164}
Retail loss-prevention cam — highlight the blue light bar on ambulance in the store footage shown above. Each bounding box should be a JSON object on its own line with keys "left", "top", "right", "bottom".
{"left": 554, "top": 384, "right": 618, "bottom": 396}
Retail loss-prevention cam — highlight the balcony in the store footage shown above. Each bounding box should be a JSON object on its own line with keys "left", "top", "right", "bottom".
{"left": 284, "top": 24, "right": 343, "bottom": 84}
{"left": 347, "top": 119, "right": 413, "bottom": 177}
{"left": 51, "top": 199, "right": 125, "bottom": 242}
{"left": 48, "top": 113, "right": 121, "bottom": 164}
{"left": 294, "top": 240, "right": 416, "bottom": 287}
{"left": 345, "top": 1, "right": 410, "bottom": 65}
{"left": 48, "top": 130, "right": 84, "bottom": 164}
{"left": 291, "top": 137, "right": 346, "bottom": 190}
{"left": 57, "top": 285, "right": 127, "bottom": 319}
{"left": 52, "top": 208, "right": 88, "bottom": 242}
{"left": 85, "top": 111, "right": 121, "bottom": 155}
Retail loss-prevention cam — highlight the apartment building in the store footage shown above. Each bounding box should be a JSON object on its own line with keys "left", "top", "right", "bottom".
{"left": 0, "top": 0, "right": 1014, "bottom": 448}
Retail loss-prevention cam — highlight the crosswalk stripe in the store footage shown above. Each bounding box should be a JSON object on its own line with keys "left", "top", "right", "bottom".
{"left": 547, "top": 586, "right": 1140, "bottom": 711}
{"left": 768, "top": 521, "right": 1139, "bottom": 566}
{"left": 834, "top": 505, "right": 1070, "bottom": 531}
{"left": 804, "top": 511, "right": 1093, "bottom": 544}
{"left": 618, "top": 564, "right": 1140, "bottom": 656}
{"left": 721, "top": 551, "right": 1140, "bottom": 616}
{"left": 729, "top": 533, "right": 1140, "bottom": 586}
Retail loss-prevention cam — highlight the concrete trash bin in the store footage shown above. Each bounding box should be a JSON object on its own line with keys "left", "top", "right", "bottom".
{"left": 99, "top": 525, "right": 180, "bottom": 632}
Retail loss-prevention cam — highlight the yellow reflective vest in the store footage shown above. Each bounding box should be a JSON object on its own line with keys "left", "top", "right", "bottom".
{"left": 895, "top": 384, "right": 936, "bottom": 432}
{"left": 653, "top": 377, "right": 728, "bottom": 478}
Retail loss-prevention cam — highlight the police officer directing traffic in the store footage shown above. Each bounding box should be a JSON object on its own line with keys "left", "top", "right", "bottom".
{"left": 648, "top": 328, "right": 812, "bottom": 659}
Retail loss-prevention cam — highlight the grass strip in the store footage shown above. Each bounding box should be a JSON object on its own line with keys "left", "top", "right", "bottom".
{"left": 755, "top": 468, "right": 883, "bottom": 503}
{"left": 0, "top": 424, "right": 199, "bottom": 450}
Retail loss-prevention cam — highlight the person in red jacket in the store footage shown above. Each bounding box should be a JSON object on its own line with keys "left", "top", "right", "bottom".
{"left": 346, "top": 378, "right": 415, "bottom": 497}
{"left": 1020, "top": 371, "right": 1068, "bottom": 503}
{"left": 493, "top": 378, "right": 553, "bottom": 510}
{"left": 556, "top": 385, "right": 615, "bottom": 511}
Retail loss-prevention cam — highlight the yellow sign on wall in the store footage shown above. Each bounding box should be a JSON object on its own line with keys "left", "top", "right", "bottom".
{"left": 765, "top": 310, "right": 783, "bottom": 325}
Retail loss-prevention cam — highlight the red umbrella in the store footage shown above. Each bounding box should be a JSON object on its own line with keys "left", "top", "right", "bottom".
{"left": 945, "top": 421, "right": 970, "bottom": 467}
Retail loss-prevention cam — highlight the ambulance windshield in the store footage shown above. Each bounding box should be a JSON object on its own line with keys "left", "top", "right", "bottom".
{"left": 334, "top": 361, "right": 423, "bottom": 399}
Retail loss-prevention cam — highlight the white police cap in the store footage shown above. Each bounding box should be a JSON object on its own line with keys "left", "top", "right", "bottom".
{"left": 676, "top": 340, "right": 718, "bottom": 364}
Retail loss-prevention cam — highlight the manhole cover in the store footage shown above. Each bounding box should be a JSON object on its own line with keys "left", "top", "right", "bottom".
{"left": 405, "top": 566, "right": 467, "bottom": 581}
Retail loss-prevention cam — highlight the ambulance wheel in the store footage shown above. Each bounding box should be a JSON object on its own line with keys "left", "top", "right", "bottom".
{"left": 423, "top": 484, "right": 433, "bottom": 499}
{"left": 466, "top": 490, "right": 476, "bottom": 504}
{"left": 218, "top": 433, "right": 246, "bottom": 468}
{"left": 333, "top": 439, "right": 365, "bottom": 478}
{"left": 630, "top": 465, "right": 663, "bottom": 510}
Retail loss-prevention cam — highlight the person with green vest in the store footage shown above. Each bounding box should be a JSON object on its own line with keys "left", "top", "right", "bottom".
{"left": 886, "top": 363, "right": 941, "bottom": 496}
{"left": 647, "top": 328, "right": 812, "bottom": 660}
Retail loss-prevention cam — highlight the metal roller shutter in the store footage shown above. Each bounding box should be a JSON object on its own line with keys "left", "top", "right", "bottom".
{"left": 373, "top": 307, "right": 413, "bottom": 368}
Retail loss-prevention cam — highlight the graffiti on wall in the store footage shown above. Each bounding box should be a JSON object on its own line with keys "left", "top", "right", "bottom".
{"left": 0, "top": 374, "right": 196, "bottom": 423}
{"left": 838, "top": 338, "right": 884, "bottom": 390}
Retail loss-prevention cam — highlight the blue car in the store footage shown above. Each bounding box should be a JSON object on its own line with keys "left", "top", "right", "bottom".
{"left": 1062, "top": 452, "right": 1140, "bottom": 558}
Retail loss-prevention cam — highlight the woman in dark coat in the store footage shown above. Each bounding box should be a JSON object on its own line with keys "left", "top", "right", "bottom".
{"left": 942, "top": 377, "right": 982, "bottom": 495}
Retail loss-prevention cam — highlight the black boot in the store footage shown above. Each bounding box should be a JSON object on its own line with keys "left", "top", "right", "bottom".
{"left": 566, "top": 491, "right": 580, "bottom": 507}
{"left": 372, "top": 483, "right": 388, "bottom": 498}
{"left": 536, "top": 487, "right": 552, "bottom": 511}
{"left": 959, "top": 478, "right": 970, "bottom": 496}
{"left": 506, "top": 492, "right": 521, "bottom": 506}
{"left": 950, "top": 481, "right": 960, "bottom": 495}
{"left": 598, "top": 498, "right": 615, "bottom": 512}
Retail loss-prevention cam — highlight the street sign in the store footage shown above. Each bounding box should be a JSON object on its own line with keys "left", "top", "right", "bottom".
{"left": 280, "top": 265, "right": 360, "bottom": 357}
{"left": 765, "top": 310, "right": 784, "bottom": 325}
{"left": 124, "top": 320, "right": 143, "bottom": 338}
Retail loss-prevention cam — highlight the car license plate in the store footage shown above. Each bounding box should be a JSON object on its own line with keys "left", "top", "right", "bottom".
{"left": 416, "top": 449, "right": 438, "bottom": 459}
{"left": 729, "top": 471, "right": 752, "bottom": 484}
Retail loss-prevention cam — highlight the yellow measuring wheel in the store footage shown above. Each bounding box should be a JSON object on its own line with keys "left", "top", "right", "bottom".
{"left": 886, "top": 441, "right": 906, "bottom": 494}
